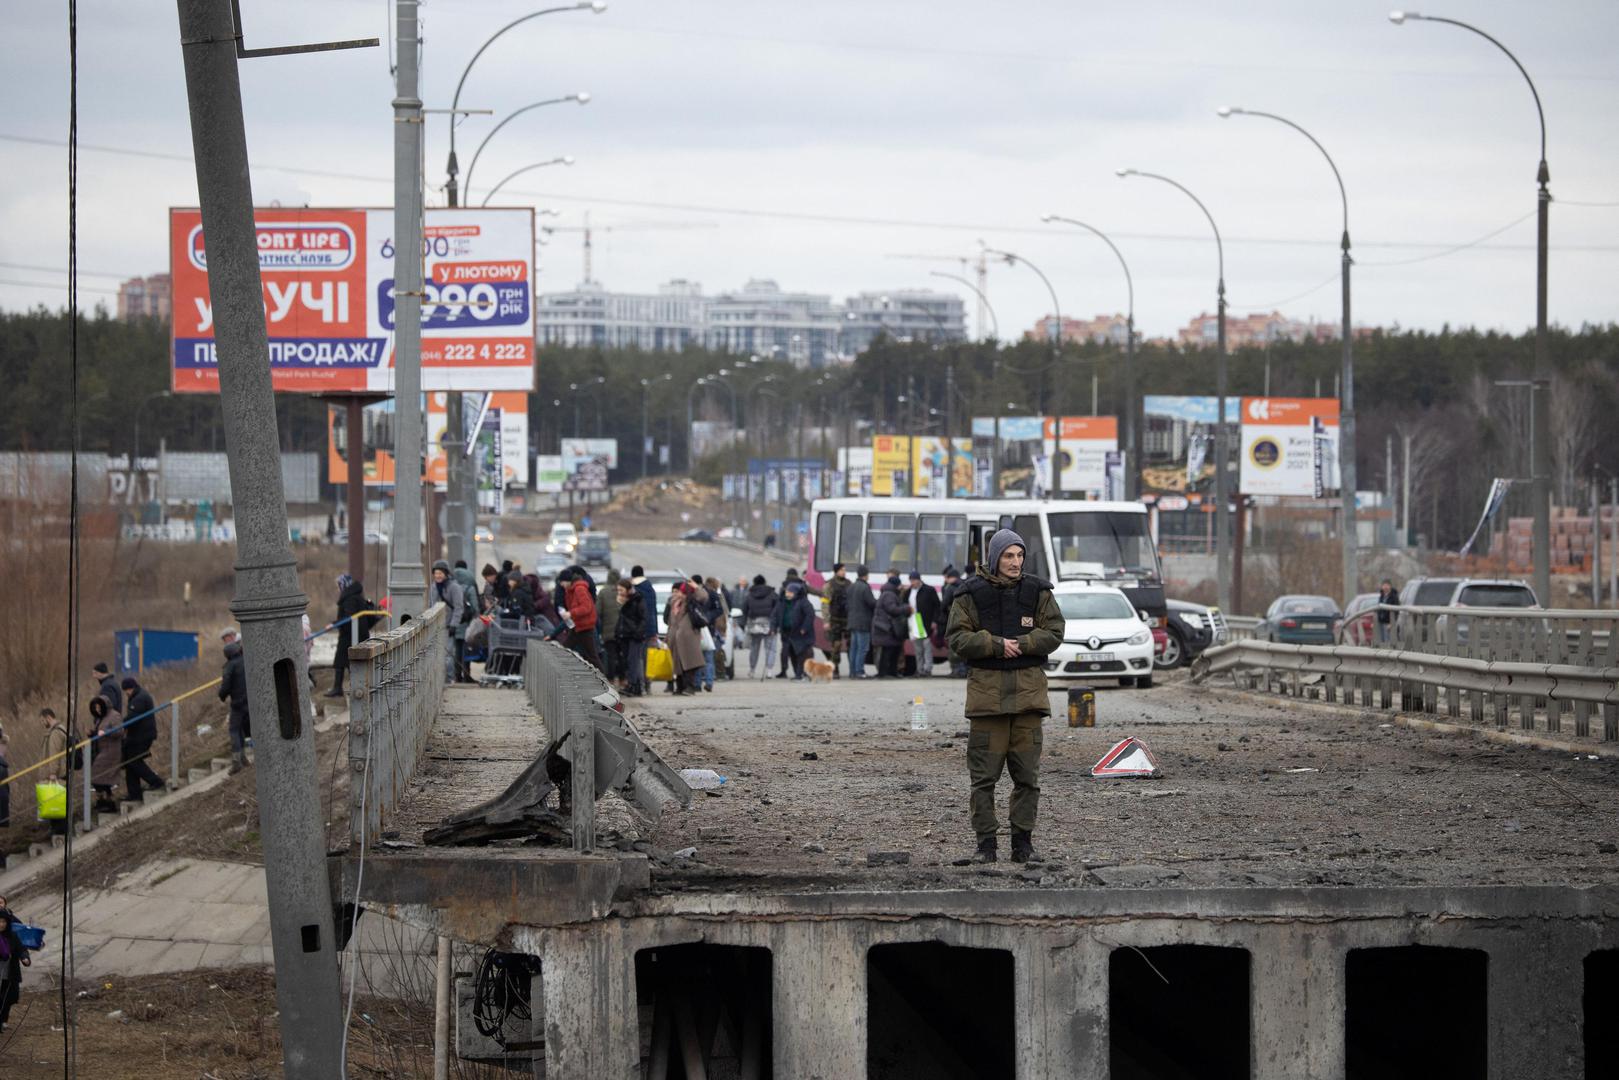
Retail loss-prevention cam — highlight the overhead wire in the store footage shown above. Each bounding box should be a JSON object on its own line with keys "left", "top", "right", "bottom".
{"left": 62, "top": 2, "right": 81, "bottom": 1077}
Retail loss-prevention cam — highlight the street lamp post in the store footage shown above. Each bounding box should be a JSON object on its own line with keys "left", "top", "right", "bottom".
{"left": 462, "top": 92, "right": 589, "bottom": 197}
{"left": 928, "top": 270, "right": 999, "bottom": 342}
{"left": 480, "top": 156, "right": 574, "bottom": 206}
{"left": 1040, "top": 215, "right": 1138, "bottom": 500}
{"left": 984, "top": 248, "right": 1065, "bottom": 497}
{"left": 442, "top": 2, "right": 603, "bottom": 568}
{"left": 1118, "top": 168, "right": 1232, "bottom": 614}
{"left": 1217, "top": 106, "right": 1359, "bottom": 606}
{"left": 1390, "top": 9, "right": 1553, "bottom": 608}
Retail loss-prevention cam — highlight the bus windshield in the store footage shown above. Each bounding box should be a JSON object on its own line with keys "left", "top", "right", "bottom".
{"left": 1047, "top": 511, "right": 1160, "bottom": 582}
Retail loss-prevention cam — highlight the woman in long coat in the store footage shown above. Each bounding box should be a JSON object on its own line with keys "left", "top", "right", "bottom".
{"left": 665, "top": 583, "right": 710, "bottom": 695}
{"left": 88, "top": 695, "right": 124, "bottom": 814}
{"left": 871, "top": 574, "right": 913, "bottom": 679}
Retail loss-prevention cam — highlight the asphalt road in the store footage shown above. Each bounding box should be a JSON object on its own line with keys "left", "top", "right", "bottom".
{"left": 486, "top": 536, "right": 797, "bottom": 587}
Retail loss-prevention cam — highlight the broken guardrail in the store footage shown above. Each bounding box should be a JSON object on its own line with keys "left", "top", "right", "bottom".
{"left": 425, "top": 640, "right": 691, "bottom": 853}
{"left": 349, "top": 601, "right": 447, "bottom": 848}
{"left": 1190, "top": 638, "right": 1619, "bottom": 741}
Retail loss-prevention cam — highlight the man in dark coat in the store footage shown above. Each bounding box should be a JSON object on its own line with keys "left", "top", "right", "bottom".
{"left": 845, "top": 565, "right": 877, "bottom": 679}
{"left": 92, "top": 661, "right": 122, "bottom": 714}
{"left": 217, "top": 637, "right": 252, "bottom": 774}
{"left": 614, "top": 579, "right": 648, "bottom": 696}
{"left": 872, "top": 574, "right": 913, "bottom": 679}
{"left": 326, "top": 573, "right": 369, "bottom": 697}
{"left": 823, "top": 563, "right": 851, "bottom": 677}
{"left": 118, "top": 677, "right": 166, "bottom": 801}
{"left": 781, "top": 581, "right": 817, "bottom": 680}
{"left": 908, "top": 571, "right": 941, "bottom": 678}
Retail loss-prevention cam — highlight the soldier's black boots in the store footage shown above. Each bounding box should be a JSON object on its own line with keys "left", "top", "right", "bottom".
{"left": 1010, "top": 830, "right": 1042, "bottom": 864}
{"left": 972, "top": 835, "right": 998, "bottom": 863}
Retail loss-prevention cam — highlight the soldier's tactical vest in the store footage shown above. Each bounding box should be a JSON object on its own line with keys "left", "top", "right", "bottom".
{"left": 962, "top": 575, "right": 1052, "bottom": 670}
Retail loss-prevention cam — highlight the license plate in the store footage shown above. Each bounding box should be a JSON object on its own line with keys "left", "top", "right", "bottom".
{"left": 1076, "top": 652, "right": 1113, "bottom": 662}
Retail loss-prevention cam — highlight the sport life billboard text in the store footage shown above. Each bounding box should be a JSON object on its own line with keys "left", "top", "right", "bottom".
{"left": 171, "top": 207, "right": 535, "bottom": 394}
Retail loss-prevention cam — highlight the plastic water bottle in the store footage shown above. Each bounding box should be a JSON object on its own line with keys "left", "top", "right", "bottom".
{"left": 910, "top": 696, "right": 930, "bottom": 732}
{"left": 678, "top": 768, "right": 727, "bottom": 790}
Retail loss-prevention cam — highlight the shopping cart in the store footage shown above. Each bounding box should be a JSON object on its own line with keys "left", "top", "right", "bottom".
{"left": 480, "top": 615, "right": 558, "bottom": 688}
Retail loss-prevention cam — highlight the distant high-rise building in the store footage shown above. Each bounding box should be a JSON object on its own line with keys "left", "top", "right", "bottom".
{"left": 535, "top": 279, "right": 966, "bottom": 367}
{"left": 117, "top": 274, "right": 171, "bottom": 322}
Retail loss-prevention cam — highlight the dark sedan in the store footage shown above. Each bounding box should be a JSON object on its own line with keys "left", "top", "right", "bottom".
{"left": 1258, "top": 595, "right": 1341, "bottom": 645}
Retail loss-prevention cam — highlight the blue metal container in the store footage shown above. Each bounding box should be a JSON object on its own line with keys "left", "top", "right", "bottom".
{"left": 113, "top": 629, "right": 201, "bottom": 675}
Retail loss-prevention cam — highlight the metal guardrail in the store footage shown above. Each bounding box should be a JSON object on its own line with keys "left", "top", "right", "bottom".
{"left": 524, "top": 640, "right": 692, "bottom": 853}
{"left": 1191, "top": 638, "right": 1619, "bottom": 741}
{"left": 1371, "top": 604, "right": 1618, "bottom": 666}
{"left": 348, "top": 602, "right": 447, "bottom": 847}
{"left": 1223, "top": 614, "right": 1261, "bottom": 641}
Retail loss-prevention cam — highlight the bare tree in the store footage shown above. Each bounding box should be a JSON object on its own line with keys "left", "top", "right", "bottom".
{"left": 1549, "top": 364, "right": 1608, "bottom": 506}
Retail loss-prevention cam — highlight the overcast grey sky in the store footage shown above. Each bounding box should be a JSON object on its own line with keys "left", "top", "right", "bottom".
{"left": 3, "top": 0, "right": 1616, "bottom": 340}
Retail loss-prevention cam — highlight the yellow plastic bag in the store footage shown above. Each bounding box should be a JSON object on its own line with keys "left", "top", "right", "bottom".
{"left": 36, "top": 781, "right": 68, "bottom": 820}
{"left": 645, "top": 646, "right": 674, "bottom": 682}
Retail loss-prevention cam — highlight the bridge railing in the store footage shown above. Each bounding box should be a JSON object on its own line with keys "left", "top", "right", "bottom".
{"left": 348, "top": 602, "right": 447, "bottom": 848}
{"left": 1191, "top": 636, "right": 1619, "bottom": 741}
{"left": 1374, "top": 604, "right": 1618, "bottom": 667}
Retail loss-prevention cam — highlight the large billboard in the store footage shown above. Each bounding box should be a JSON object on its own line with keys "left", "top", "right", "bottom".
{"left": 171, "top": 207, "right": 535, "bottom": 394}
{"left": 1043, "top": 416, "right": 1118, "bottom": 495}
{"left": 1239, "top": 397, "right": 1339, "bottom": 497}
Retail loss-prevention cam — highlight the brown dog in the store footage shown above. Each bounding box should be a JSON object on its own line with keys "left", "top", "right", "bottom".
{"left": 803, "top": 659, "right": 835, "bottom": 683}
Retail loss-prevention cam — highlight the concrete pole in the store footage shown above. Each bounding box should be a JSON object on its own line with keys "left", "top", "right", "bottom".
{"left": 1401, "top": 433, "right": 1412, "bottom": 544}
{"left": 1216, "top": 284, "right": 1232, "bottom": 615}
{"left": 174, "top": 1, "right": 343, "bottom": 1072}
{"left": 445, "top": 391, "right": 466, "bottom": 566}
{"left": 1340, "top": 244, "right": 1360, "bottom": 605}
{"left": 390, "top": 0, "right": 427, "bottom": 619}
{"left": 434, "top": 934, "right": 452, "bottom": 1079}
{"left": 1532, "top": 170, "right": 1553, "bottom": 613}
{"left": 1592, "top": 477, "right": 1601, "bottom": 606}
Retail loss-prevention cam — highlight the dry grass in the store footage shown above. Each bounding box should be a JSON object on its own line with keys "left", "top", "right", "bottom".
{"left": 3, "top": 967, "right": 512, "bottom": 1079}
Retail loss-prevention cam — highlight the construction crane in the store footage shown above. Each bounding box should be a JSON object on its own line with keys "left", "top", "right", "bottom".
{"left": 884, "top": 242, "right": 992, "bottom": 339}
{"left": 542, "top": 211, "right": 718, "bottom": 283}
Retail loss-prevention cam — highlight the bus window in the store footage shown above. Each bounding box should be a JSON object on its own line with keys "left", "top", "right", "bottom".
{"left": 1011, "top": 514, "right": 1050, "bottom": 579}
{"left": 813, "top": 512, "right": 836, "bottom": 573}
{"left": 864, "top": 513, "right": 916, "bottom": 572}
{"left": 838, "top": 513, "right": 864, "bottom": 564}
{"left": 1047, "top": 511, "right": 1159, "bottom": 580}
{"left": 917, "top": 514, "right": 968, "bottom": 575}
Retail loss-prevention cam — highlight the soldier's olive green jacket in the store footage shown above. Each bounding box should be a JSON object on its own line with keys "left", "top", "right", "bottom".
{"left": 945, "top": 573, "right": 1066, "bottom": 719}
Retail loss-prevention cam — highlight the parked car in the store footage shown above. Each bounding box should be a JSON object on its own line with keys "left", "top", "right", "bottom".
{"left": 1337, "top": 592, "right": 1381, "bottom": 645}
{"left": 1399, "top": 576, "right": 1463, "bottom": 609}
{"left": 1449, "top": 579, "right": 1539, "bottom": 608}
{"left": 1156, "top": 598, "right": 1222, "bottom": 669}
{"left": 1046, "top": 583, "right": 1156, "bottom": 688}
{"left": 680, "top": 528, "right": 715, "bottom": 542}
{"left": 545, "top": 521, "right": 578, "bottom": 555}
{"left": 1257, "top": 595, "right": 1341, "bottom": 645}
{"left": 578, "top": 531, "right": 612, "bottom": 568}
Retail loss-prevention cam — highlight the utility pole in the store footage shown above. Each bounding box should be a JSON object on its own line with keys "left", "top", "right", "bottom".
{"left": 173, "top": 1, "right": 367, "bottom": 1073}
{"left": 390, "top": 0, "right": 427, "bottom": 618}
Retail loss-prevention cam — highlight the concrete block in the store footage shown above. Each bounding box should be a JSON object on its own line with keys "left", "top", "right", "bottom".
{"left": 210, "top": 757, "right": 232, "bottom": 773}
{"left": 30, "top": 842, "right": 49, "bottom": 858}
{"left": 50, "top": 834, "right": 65, "bottom": 849}
{"left": 187, "top": 767, "right": 210, "bottom": 784}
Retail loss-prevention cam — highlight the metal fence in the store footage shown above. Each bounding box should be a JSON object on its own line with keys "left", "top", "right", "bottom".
{"left": 1373, "top": 604, "right": 1618, "bottom": 666}
{"left": 1191, "top": 636, "right": 1619, "bottom": 741}
{"left": 348, "top": 602, "right": 447, "bottom": 847}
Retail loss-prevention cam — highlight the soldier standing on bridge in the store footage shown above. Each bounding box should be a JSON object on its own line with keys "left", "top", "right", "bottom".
{"left": 946, "top": 528, "right": 1065, "bottom": 864}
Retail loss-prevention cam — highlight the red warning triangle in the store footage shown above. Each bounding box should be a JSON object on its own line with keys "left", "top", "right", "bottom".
{"left": 1091, "top": 736, "right": 1160, "bottom": 778}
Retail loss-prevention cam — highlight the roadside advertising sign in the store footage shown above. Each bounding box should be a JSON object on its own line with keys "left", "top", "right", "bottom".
{"left": 171, "top": 206, "right": 535, "bottom": 394}
{"left": 1239, "top": 397, "right": 1339, "bottom": 497}
{"left": 560, "top": 438, "right": 617, "bottom": 493}
{"left": 871, "top": 435, "right": 911, "bottom": 496}
{"left": 910, "top": 436, "right": 974, "bottom": 498}
{"left": 534, "top": 455, "right": 567, "bottom": 494}
{"left": 1042, "top": 416, "right": 1118, "bottom": 495}
{"left": 327, "top": 391, "right": 528, "bottom": 487}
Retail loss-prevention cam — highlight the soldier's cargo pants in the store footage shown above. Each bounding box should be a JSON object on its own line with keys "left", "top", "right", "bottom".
{"left": 967, "top": 711, "right": 1043, "bottom": 838}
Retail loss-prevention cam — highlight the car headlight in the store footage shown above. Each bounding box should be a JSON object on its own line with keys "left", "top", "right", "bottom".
{"left": 1127, "top": 629, "right": 1151, "bottom": 646}
{"left": 1181, "top": 612, "right": 1204, "bottom": 629}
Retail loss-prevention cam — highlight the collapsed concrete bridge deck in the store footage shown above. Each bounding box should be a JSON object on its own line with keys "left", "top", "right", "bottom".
{"left": 334, "top": 672, "right": 1619, "bottom": 1077}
